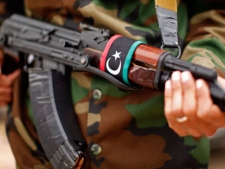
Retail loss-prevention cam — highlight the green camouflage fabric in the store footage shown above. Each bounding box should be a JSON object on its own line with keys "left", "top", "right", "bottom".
{"left": 1, "top": 0, "right": 225, "bottom": 168}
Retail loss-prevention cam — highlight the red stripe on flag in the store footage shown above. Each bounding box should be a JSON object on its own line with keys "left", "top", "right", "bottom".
{"left": 100, "top": 35, "right": 122, "bottom": 71}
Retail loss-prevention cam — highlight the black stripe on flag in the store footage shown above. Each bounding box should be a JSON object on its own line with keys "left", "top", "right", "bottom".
{"left": 104, "top": 36, "right": 136, "bottom": 83}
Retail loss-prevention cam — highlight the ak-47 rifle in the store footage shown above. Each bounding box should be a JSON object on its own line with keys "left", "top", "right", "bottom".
{"left": 0, "top": 14, "right": 225, "bottom": 169}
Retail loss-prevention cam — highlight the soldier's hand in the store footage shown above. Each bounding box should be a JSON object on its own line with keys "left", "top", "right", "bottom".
{"left": 0, "top": 51, "right": 20, "bottom": 106}
{"left": 164, "top": 71, "right": 225, "bottom": 137}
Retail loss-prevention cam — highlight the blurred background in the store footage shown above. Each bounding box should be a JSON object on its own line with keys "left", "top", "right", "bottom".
{"left": 0, "top": 108, "right": 225, "bottom": 169}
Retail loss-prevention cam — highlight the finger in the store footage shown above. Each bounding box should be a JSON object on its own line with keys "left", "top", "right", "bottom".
{"left": 0, "top": 95, "right": 12, "bottom": 106}
{"left": 0, "top": 86, "right": 12, "bottom": 96}
{"left": 164, "top": 80, "right": 172, "bottom": 117}
{"left": 0, "top": 86, "right": 12, "bottom": 105}
{"left": 164, "top": 80, "right": 189, "bottom": 136}
{"left": 0, "top": 87, "right": 12, "bottom": 107}
{"left": 6, "top": 69, "right": 21, "bottom": 83}
{"left": 196, "top": 79, "right": 225, "bottom": 126}
{"left": 181, "top": 71, "right": 197, "bottom": 119}
{"left": 170, "top": 71, "right": 183, "bottom": 117}
{"left": 0, "top": 69, "right": 20, "bottom": 86}
{"left": 195, "top": 79, "right": 219, "bottom": 136}
{"left": 209, "top": 105, "right": 225, "bottom": 128}
{"left": 196, "top": 79, "right": 213, "bottom": 119}
{"left": 179, "top": 72, "right": 204, "bottom": 136}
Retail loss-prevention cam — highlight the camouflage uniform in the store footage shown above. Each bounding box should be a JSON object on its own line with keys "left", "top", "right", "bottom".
{"left": 1, "top": 0, "right": 225, "bottom": 168}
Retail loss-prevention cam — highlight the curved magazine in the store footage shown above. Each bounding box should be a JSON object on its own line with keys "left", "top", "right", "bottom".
{"left": 29, "top": 68, "right": 86, "bottom": 169}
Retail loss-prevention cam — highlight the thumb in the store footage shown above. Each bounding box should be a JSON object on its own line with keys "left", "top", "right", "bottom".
{"left": 0, "top": 69, "right": 21, "bottom": 86}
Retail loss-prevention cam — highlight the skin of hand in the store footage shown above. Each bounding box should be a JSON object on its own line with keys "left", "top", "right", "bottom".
{"left": 164, "top": 71, "right": 225, "bottom": 137}
{"left": 0, "top": 51, "right": 20, "bottom": 106}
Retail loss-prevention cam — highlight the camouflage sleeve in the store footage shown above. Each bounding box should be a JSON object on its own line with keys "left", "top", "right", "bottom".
{"left": 24, "top": 0, "right": 84, "bottom": 30}
{"left": 181, "top": 9, "right": 225, "bottom": 77}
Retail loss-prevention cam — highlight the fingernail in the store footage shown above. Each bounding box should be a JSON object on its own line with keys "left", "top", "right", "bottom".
{"left": 172, "top": 71, "right": 180, "bottom": 81}
{"left": 196, "top": 80, "right": 203, "bottom": 89}
{"left": 165, "top": 80, "right": 171, "bottom": 89}
{"left": 181, "top": 72, "right": 189, "bottom": 82}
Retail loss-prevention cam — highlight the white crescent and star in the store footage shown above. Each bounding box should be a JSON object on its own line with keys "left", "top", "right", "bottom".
{"left": 106, "top": 51, "right": 122, "bottom": 75}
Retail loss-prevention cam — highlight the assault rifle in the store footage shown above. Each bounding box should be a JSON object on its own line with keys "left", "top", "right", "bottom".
{"left": 1, "top": 14, "right": 225, "bottom": 169}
